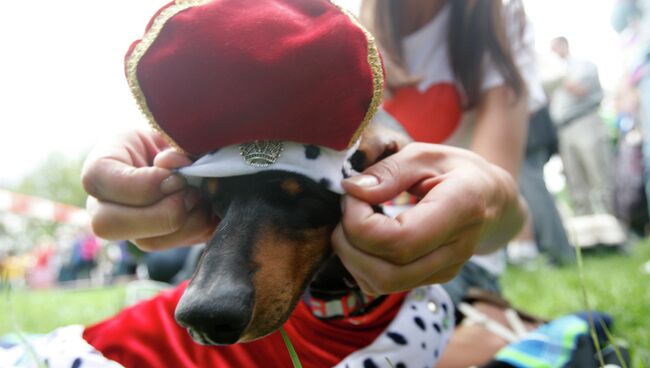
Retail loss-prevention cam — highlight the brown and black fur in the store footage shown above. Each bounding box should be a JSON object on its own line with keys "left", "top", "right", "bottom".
{"left": 175, "top": 110, "right": 411, "bottom": 345}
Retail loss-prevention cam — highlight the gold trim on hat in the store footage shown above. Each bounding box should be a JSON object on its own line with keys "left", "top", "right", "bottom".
{"left": 331, "top": 2, "right": 384, "bottom": 149}
{"left": 125, "top": 0, "right": 212, "bottom": 155}
{"left": 127, "top": 0, "right": 382, "bottom": 154}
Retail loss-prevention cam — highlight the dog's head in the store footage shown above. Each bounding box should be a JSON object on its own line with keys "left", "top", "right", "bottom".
{"left": 174, "top": 110, "right": 410, "bottom": 345}
{"left": 175, "top": 171, "right": 341, "bottom": 344}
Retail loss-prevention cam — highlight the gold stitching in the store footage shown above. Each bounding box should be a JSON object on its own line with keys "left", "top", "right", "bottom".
{"left": 127, "top": 0, "right": 382, "bottom": 153}
{"left": 125, "top": 0, "right": 212, "bottom": 155}
{"left": 331, "top": 2, "right": 384, "bottom": 148}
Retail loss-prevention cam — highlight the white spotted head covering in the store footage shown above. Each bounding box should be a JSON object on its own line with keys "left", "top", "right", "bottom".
{"left": 179, "top": 140, "right": 360, "bottom": 194}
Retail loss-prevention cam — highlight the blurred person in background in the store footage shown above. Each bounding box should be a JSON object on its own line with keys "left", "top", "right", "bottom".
{"left": 549, "top": 36, "right": 627, "bottom": 247}
{"left": 611, "top": 0, "right": 650, "bottom": 233}
{"left": 0, "top": 250, "right": 29, "bottom": 288}
{"left": 27, "top": 238, "right": 56, "bottom": 289}
{"left": 611, "top": 78, "right": 648, "bottom": 235}
{"left": 549, "top": 36, "right": 613, "bottom": 216}
{"left": 111, "top": 240, "right": 138, "bottom": 277}
{"left": 507, "top": 105, "right": 576, "bottom": 266}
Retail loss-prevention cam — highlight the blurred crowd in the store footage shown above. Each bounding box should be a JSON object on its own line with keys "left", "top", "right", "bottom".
{"left": 0, "top": 232, "right": 140, "bottom": 289}
{"left": 506, "top": 0, "right": 650, "bottom": 267}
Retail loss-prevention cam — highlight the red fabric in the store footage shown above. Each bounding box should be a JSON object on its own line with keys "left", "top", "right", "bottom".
{"left": 129, "top": 0, "right": 377, "bottom": 156}
{"left": 84, "top": 282, "right": 406, "bottom": 368}
{"left": 383, "top": 83, "right": 462, "bottom": 143}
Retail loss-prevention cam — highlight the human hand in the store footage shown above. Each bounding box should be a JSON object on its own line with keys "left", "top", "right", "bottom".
{"left": 82, "top": 129, "right": 216, "bottom": 250}
{"left": 331, "top": 143, "right": 525, "bottom": 295}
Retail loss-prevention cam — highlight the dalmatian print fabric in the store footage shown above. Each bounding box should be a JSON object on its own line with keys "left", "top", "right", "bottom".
{"left": 180, "top": 140, "right": 360, "bottom": 194}
{"left": 0, "top": 325, "right": 123, "bottom": 368}
{"left": 334, "top": 285, "right": 454, "bottom": 368}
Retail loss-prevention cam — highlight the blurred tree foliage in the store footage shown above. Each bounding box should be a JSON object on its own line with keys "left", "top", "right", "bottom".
{"left": 12, "top": 152, "right": 87, "bottom": 208}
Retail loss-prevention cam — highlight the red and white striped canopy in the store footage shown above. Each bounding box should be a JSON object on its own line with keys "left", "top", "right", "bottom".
{"left": 0, "top": 189, "right": 89, "bottom": 226}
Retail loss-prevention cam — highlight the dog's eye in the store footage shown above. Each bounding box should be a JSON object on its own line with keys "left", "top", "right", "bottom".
{"left": 201, "top": 178, "right": 228, "bottom": 217}
{"left": 203, "top": 178, "right": 220, "bottom": 196}
{"left": 280, "top": 178, "right": 302, "bottom": 197}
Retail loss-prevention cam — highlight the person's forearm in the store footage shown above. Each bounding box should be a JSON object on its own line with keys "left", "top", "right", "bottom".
{"left": 468, "top": 87, "right": 528, "bottom": 253}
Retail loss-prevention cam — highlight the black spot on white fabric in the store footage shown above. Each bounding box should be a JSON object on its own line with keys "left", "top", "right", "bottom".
{"left": 71, "top": 358, "right": 82, "bottom": 368}
{"left": 341, "top": 168, "right": 350, "bottom": 179}
{"left": 305, "top": 145, "right": 321, "bottom": 159}
{"left": 411, "top": 304, "right": 417, "bottom": 311}
{"left": 441, "top": 303, "right": 448, "bottom": 313}
{"left": 386, "top": 331, "right": 408, "bottom": 345}
{"left": 395, "top": 363, "right": 407, "bottom": 368}
{"left": 421, "top": 342, "right": 426, "bottom": 349}
{"left": 414, "top": 316, "right": 426, "bottom": 331}
{"left": 349, "top": 150, "right": 367, "bottom": 172}
{"left": 363, "top": 358, "right": 379, "bottom": 368}
{"left": 434, "top": 349, "right": 439, "bottom": 358}
{"left": 319, "top": 178, "right": 331, "bottom": 189}
{"left": 433, "top": 322, "right": 442, "bottom": 333}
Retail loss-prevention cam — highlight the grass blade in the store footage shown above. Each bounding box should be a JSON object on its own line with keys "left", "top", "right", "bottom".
{"left": 574, "top": 243, "right": 605, "bottom": 367}
{"left": 597, "top": 317, "right": 629, "bottom": 368}
{"left": 280, "top": 327, "right": 303, "bottom": 368}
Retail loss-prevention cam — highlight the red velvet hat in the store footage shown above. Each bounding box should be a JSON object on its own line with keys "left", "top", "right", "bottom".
{"left": 126, "top": 0, "right": 383, "bottom": 157}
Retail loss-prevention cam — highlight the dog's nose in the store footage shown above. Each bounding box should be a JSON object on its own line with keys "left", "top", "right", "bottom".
{"left": 175, "top": 280, "right": 254, "bottom": 345}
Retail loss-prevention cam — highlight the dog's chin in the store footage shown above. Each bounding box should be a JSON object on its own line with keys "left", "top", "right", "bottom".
{"left": 186, "top": 327, "right": 232, "bottom": 346}
{"left": 186, "top": 325, "right": 283, "bottom": 346}
{"left": 184, "top": 311, "right": 291, "bottom": 346}
{"left": 238, "top": 325, "right": 281, "bottom": 343}
{"left": 237, "top": 309, "right": 292, "bottom": 343}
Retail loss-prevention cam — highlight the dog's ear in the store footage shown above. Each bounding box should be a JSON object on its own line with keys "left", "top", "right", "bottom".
{"left": 350, "top": 109, "right": 412, "bottom": 172}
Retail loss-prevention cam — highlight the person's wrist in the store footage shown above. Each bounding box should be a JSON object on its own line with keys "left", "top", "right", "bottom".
{"left": 476, "top": 163, "right": 526, "bottom": 253}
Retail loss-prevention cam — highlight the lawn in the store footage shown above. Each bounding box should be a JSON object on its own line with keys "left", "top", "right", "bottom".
{"left": 1, "top": 242, "right": 649, "bottom": 366}
{"left": 0, "top": 285, "right": 125, "bottom": 335}
{"left": 502, "top": 240, "right": 650, "bottom": 367}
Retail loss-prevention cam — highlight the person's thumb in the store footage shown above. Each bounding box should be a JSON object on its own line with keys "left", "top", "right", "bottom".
{"left": 153, "top": 148, "right": 193, "bottom": 170}
{"left": 342, "top": 154, "right": 420, "bottom": 204}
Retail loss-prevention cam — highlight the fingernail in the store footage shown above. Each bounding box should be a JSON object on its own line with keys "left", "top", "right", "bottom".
{"left": 345, "top": 175, "right": 379, "bottom": 188}
{"left": 161, "top": 174, "right": 186, "bottom": 194}
{"left": 184, "top": 189, "right": 199, "bottom": 212}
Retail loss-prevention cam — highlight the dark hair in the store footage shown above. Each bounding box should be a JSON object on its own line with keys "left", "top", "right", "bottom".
{"left": 363, "top": 0, "right": 525, "bottom": 110}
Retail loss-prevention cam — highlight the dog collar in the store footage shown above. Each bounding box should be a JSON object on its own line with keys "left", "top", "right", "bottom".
{"left": 303, "top": 289, "right": 382, "bottom": 320}
{"left": 179, "top": 140, "right": 359, "bottom": 194}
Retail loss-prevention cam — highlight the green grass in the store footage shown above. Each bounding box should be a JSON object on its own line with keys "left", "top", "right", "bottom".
{"left": 0, "top": 285, "right": 125, "bottom": 335}
{"left": 502, "top": 241, "right": 650, "bottom": 367}
{"left": 1, "top": 243, "right": 649, "bottom": 366}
